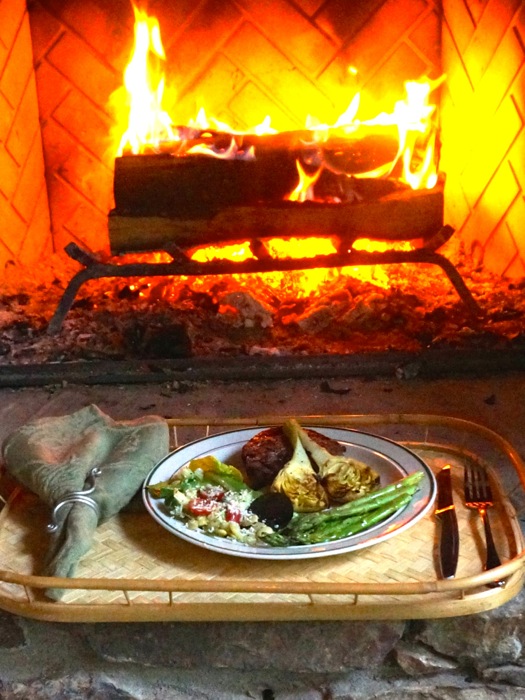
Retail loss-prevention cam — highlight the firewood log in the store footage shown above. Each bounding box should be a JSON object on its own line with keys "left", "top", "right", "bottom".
{"left": 108, "top": 186, "right": 443, "bottom": 254}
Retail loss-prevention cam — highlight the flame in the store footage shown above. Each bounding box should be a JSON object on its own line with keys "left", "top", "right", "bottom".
{"left": 113, "top": 5, "right": 443, "bottom": 191}
{"left": 115, "top": 3, "right": 174, "bottom": 155}
{"left": 358, "top": 76, "right": 444, "bottom": 189}
{"left": 286, "top": 161, "right": 322, "bottom": 202}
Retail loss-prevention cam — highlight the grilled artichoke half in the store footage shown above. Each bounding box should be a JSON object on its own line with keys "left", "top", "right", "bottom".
{"left": 289, "top": 418, "right": 380, "bottom": 503}
{"left": 271, "top": 420, "right": 329, "bottom": 512}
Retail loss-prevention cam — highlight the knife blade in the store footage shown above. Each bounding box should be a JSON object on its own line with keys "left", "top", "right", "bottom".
{"left": 435, "top": 464, "right": 459, "bottom": 579}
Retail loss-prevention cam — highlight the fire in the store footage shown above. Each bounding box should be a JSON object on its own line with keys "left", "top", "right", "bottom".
{"left": 114, "top": 3, "right": 175, "bottom": 155}
{"left": 288, "top": 76, "right": 444, "bottom": 201}
{"left": 286, "top": 162, "right": 322, "bottom": 202}
{"left": 113, "top": 5, "right": 442, "bottom": 186}
{"left": 190, "top": 238, "right": 347, "bottom": 297}
{"left": 359, "top": 76, "right": 444, "bottom": 189}
{"left": 111, "top": 6, "right": 444, "bottom": 292}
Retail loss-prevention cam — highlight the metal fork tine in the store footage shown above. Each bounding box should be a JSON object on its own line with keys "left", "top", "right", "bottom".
{"left": 481, "top": 471, "right": 493, "bottom": 501}
{"left": 463, "top": 463, "right": 503, "bottom": 580}
{"left": 471, "top": 466, "right": 479, "bottom": 497}
{"left": 466, "top": 465, "right": 491, "bottom": 503}
{"left": 464, "top": 464, "right": 473, "bottom": 501}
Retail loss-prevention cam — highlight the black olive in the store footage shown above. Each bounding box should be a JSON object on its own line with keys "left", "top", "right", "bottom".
{"left": 249, "top": 492, "right": 294, "bottom": 530}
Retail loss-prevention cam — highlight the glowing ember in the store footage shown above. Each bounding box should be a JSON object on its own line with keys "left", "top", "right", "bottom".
{"left": 191, "top": 243, "right": 254, "bottom": 263}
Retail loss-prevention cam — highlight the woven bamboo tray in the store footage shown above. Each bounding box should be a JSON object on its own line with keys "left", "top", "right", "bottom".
{"left": 0, "top": 413, "right": 524, "bottom": 622}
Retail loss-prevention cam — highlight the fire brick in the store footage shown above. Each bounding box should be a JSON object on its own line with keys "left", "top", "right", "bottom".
{"left": 460, "top": 97, "right": 522, "bottom": 208}
{"left": 0, "top": 13, "right": 33, "bottom": 110}
{"left": 335, "top": 0, "right": 431, "bottom": 78}
{"left": 463, "top": 0, "right": 522, "bottom": 86}
{"left": 47, "top": 178, "right": 109, "bottom": 255}
{"left": 314, "top": 0, "right": 385, "bottom": 42}
{"left": 510, "top": 64, "right": 525, "bottom": 122}
{"left": 165, "top": 0, "right": 242, "bottom": 88}
{"left": 5, "top": 77, "right": 41, "bottom": 168}
{"left": 484, "top": 220, "right": 519, "bottom": 278}
{"left": 18, "top": 187, "right": 52, "bottom": 267}
{"left": 32, "top": 61, "right": 69, "bottom": 123}
{"left": 0, "top": 92, "right": 14, "bottom": 143}
{"left": 41, "top": 121, "right": 112, "bottom": 213}
{"left": 0, "top": 145, "right": 22, "bottom": 201}
{"left": 441, "top": 24, "right": 474, "bottom": 112}
{"left": 363, "top": 43, "right": 430, "bottom": 114}
{"left": 12, "top": 133, "right": 48, "bottom": 223}
{"left": 235, "top": 0, "right": 336, "bottom": 74}
{"left": 26, "top": 2, "right": 63, "bottom": 64}
{"left": 174, "top": 53, "right": 244, "bottom": 124}
{"left": 442, "top": 0, "right": 476, "bottom": 55}
{"left": 54, "top": 0, "right": 131, "bottom": 68}
{"left": 409, "top": 8, "right": 441, "bottom": 70}
{"left": 53, "top": 89, "right": 113, "bottom": 161}
{"left": 473, "top": 25, "right": 525, "bottom": 117}
{"left": 508, "top": 130, "right": 525, "bottom": 188}
{"left": 0, "top": 0, "right": 24, "bottom": 57}
{"left": 225, "top": 22, "right": 334, "bottom": 123}
{"left": 0, "top": 191, "right": 27, "bottom": 255}
{"left": 46, "top": 32, "right": 118, "bottom": 107}
{"left": 229, "top": 81, "right": 293, "bottom": 131}
{"left": 461, "top": 162, "right": 520, "bottom": 249}
{"left": 443, "top": 171, "right": 471, "bottom": 234}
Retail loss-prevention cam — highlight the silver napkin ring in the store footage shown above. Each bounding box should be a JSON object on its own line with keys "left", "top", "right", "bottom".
{"left": 47, "top": 467, "right": 101, "bottom": 532}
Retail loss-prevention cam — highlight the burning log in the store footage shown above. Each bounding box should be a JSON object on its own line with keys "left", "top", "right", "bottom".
{"left": 112, "top": 131, "right": 400, "bottom": 216}
{"left": 109, "top": 131, "right": 443, "bottom": 255}
{"left": 109, "top": 188, "right": 444, "bottom": 254}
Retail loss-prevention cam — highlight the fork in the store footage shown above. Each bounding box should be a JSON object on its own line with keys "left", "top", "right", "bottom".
{"left": 464, "top": 464, "right": 502, "bottom": 574}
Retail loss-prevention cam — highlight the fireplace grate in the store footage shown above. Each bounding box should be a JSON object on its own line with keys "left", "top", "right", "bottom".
{"left": 47, "top": 226, "right": 481, "bottom": 335}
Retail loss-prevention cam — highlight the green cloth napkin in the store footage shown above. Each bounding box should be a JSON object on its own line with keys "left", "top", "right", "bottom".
{"left": 2, "top": 404, "right": 169, "bottom": 600}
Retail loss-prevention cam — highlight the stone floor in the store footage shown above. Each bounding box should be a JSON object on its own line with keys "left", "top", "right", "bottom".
{"left": 0, "top": 370, "right": 525, "bottom": 699}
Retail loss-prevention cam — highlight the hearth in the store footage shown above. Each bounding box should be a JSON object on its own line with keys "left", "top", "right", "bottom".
{"left": 0, "top": 0, "right": 524, "bottom": 380}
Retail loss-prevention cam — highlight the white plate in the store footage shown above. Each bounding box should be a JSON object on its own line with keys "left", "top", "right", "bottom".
{"left": 142, "top": 426, "right": 437, "bottom": 560}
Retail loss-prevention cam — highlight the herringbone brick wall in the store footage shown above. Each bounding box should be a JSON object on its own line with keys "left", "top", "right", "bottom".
{"left": 6, "top": 1, "right": 524, "bottom": 279}
{"left": 25, "top": 0, "right": 441, "bottom": 258}
{"left": 441, "top": 0, "right": 525, "bottom": 277}
{"left": 0, "top": 0, "right": 50, "bottom": 274}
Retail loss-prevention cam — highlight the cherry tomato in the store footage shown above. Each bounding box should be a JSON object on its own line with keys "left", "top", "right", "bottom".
{"left": 197, "top": 486, "right": 225, "bottom": 501}
{"left": 185, "top": 497, "right": 216, "bottom": 516}
{"left": 225, "top": 505, "right": 242, "bottom": 523}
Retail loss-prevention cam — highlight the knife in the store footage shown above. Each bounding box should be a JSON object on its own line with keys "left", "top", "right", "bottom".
{"left": 435, "top": 464, "right": 459, "bottom": 579}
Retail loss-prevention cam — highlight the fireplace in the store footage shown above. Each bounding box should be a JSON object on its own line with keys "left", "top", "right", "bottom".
{"left": 1, "top": 0, "right": 524, "bottom": 376}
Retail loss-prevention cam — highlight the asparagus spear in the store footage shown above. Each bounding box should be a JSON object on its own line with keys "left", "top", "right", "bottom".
{"left": 294, "top": 491, "right": 415, "bottom": 544}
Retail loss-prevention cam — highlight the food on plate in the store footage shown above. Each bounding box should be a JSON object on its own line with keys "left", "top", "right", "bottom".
{"left": 289, "top": 419, "right": 380, "bottom": 503}
{"left": 146, "top": 421, "right": 425, "bottom": 549}
{"left": 241, "top": 425, "right": 345, "bottom": 490}
{"left": 270, "top": 419, "right": 329, "bottom": 512}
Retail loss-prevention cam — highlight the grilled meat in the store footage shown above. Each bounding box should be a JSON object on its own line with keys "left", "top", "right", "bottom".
{"left": 242, "top": 426, "right": 345, "bottom": 490}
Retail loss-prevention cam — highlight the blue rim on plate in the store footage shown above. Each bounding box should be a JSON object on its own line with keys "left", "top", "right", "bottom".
{"left": 142, "top": 426, "right": 437, "bottom": 560}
